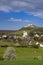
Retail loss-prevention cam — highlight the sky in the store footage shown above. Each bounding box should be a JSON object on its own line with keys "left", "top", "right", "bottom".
{"left": 0, "top": 0, "right": 43, "bottom": 30}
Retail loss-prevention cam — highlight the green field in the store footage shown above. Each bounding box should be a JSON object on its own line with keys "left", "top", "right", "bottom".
{"left": 0, "top": 60, "right": 43, "bottom": 65}
{"left": 0, "top": 47, "right": 43, "bottom": 65}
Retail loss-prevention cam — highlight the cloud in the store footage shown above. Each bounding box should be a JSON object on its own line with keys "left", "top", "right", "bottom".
{"left": 0, "top": 17, "right": 31, "bottom": 23}
{"left": 8, "top": 18, "right": 22, "bottom": 22}
{"left": 8, "top": 18, "right": 31, "bottom": 22}
{"left": 0, "top": 0, "right": 43, "bottom": 17}
{"left": 26, "top": 11, "right": 43, "bottom": 18}
{"left": 32, "top": 11, "right": 43, "bottom": 18}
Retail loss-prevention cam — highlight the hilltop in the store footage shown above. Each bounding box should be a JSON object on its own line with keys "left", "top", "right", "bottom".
{"left": 14, "top": 24, "right": 43, "bottom": 36}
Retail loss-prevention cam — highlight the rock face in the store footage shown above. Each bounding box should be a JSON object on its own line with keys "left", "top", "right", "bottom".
{"left": 24, "top": 24, "right": 36, "bottom": 28}
{"left": 3, "top": 47, "right": 16, "bottom": 60}
{"left": 22, "top": 31, "right": 28, "bottom": 38}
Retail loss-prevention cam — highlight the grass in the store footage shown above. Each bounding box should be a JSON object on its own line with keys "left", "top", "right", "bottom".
{"left": 0, "top": 47, "right": 43, "bottom": 65}
{"left": 13, "top": 29, "right": 30, "bottom": 35}
{"left": 0, "top": 40, "right": 14, "bottom": 46}
{"left": 0, "top": 60, "right": 43, "bottom": 65}
{"left": 15, "top": 47, "right": 43, "bottom": 60}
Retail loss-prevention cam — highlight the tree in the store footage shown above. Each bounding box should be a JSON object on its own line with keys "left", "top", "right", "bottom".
{"left": 39, "top": 36, "right": 43, "bottom": 42}
{"left": 29, "top": 31, "right": 34, "bottom": 37}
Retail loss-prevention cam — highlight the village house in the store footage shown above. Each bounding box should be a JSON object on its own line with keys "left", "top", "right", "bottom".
{"left": 2, "top": 35, "right": 7, "bottom": 39}
{"left": 41, "top": 35, "right": 43, "bottom": 37}
{"left": 0, "top": 37, "right": 2, "bottom": 40}
{"left": 34, "top": 34, "right": 39, "bottom": 37}
{"left": 29, "top": 41, "right": 32, "bottom": 45}
{"left": 39, "top": 42, "right": 43, "bottom": 47}
{"left": 35, "top": 42, "right": 39, "bottom": 45}
{"left": 13, "top": 35, "right": 19, "bottom": 39}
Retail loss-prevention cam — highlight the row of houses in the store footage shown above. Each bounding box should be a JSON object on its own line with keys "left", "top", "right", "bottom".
{"left": 22, "top": 31, "right": 43, "bottom": 47}
{"left": 0, "top": 35, "right": 19, "bottom": 40}
{"left": 0, "top": 31, "right": 28, "bottom": 40}
{"left": 0, "top": 31, "right": 43, "bottom": 47}
{"left": 27, "top": 40, "right": 43, "bottom": 47}
{"left": 0, "top": 31, "right": 43, "bottom": 39}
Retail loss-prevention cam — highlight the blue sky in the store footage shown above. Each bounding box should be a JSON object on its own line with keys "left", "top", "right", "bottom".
{"left": 0, "top": 0, "right": 43, "bottom": 30}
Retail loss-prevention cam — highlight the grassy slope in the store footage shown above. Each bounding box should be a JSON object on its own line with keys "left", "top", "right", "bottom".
{"left": 0, "top": 47, "right": 43, "bottom": 65}
{"left": 13, "top": 26, "right": 43, "bottom": 36}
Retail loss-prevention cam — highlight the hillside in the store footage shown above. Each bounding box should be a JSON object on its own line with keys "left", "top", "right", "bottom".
{"left": 14, "top": 24, "right": 43, "bottom": 36}
{"left": 0, "top": 24, "right": 43, "bottom": 47}
{"left": 0, "top": 24, "right": 43, "bottom": 36}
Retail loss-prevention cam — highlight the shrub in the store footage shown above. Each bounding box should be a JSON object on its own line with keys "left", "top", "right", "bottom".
{"left": 33, "top": 56, "right": 42, "bottom": 60}
{"left": 31, "top": 40, "right": 39, "bottom": 48}
{"left": 1, "top": 44, "right": 8, "bottom": 47}
{"left": 3, "top": 47, "right": 16, "bottom": 60}
{"left": 33, "top": 36, "right": 39, "bottom": 41}
{"left": 39, "top": 36, "right": 43, "bottom": 42}
{"left": 0, "top": 57, "right": 4, "bottom": 61}
{"left": 32, "top": 44, "right": 39, "bottom": 48}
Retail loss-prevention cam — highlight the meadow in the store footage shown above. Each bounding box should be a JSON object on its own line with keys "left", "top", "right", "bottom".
{"left": 0, "top": 47, "right": 43, "bottom": 65}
